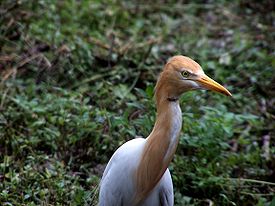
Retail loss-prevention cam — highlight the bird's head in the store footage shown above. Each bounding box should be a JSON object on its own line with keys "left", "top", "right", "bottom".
{"left": 155, "top": 55, "right": 231, "bottom": 102}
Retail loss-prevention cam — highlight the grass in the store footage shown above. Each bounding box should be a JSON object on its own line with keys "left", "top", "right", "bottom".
{"left": 0, "top": 0, "right": 274, "bottom": 205}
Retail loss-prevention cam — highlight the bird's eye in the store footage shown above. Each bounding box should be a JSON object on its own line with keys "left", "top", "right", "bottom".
{"left": 182, "top": 71, "right": 189, "bottom": 78}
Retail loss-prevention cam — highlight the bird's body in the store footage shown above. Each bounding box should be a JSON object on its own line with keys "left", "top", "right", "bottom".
{"left": 99, "top": 56, "right": 231, "bottom": 206}
{"left": 100, "top": 100, "right": 181, "bottom": 206}
{"left": 99, "top": 138, "right": 174, "bottom": 206}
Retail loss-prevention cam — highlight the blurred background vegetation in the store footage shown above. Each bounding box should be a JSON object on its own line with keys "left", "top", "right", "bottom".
{"left": 0, "top": 0, "right": 274, "bottom": 205}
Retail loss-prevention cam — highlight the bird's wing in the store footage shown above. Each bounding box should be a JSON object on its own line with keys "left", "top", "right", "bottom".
{"left": 98, "top": 184, "right": 123, "bottom": 206}
{"left": 158, "top": 169, "right": 174, "bottom": 206}
{"left": 141, "top": 169, "right": 174, "bottom": 206}
{"left": 99, "top": 138, "right": 146, "bottom": 206}
{"left": 159, "top": 187, "right": 173, "bottom": 206}
{"left": 101, "top": 137, "right": 145, "bottom": 181}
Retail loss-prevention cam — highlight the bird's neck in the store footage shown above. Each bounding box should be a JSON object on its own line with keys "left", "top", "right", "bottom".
{"left": 134, "top": 94, "right": 182, "bottom": 204}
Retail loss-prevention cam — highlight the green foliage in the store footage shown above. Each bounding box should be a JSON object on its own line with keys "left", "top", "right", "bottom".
{"left": 0, "top": 0, "right": 274, "bottom": 205}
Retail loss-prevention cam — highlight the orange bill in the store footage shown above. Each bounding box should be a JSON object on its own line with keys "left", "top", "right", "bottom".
{"left": 196, "top": 75, "right": 232, "bottom": 96}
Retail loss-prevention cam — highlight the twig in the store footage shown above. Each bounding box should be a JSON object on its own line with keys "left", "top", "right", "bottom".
{"left": 124, "top": 3, "right": 218, "bottom": 12}
{"left": 0, "top": 53, "right": 51, "bottom": 83}
{"left": 89, "top": 37, "right": 119, "bottom": 53}
{"left": 0, "top": 54, "right": 17, "bottom": 61}
{"left": 70, "top": 70, "right": 118, "bottom": 89}
{"left": 88, "top": 183, "right": 100, "bottom": 206}
{"left": 262, "top": 134, "right": 270, "bottom": 160}
{"left": 0, "top": 87, "right": 10, "bottom": 109}
{"left": 226, "top": 178, "right": 275, "bottom": 186}
{"left": 135, "top": 37, "right": 162, "bottom": 50}
{"left": 116, "top": 71, "right": 140, "bottom": 107}
{"left": 1, "top": 67, "right": 17, "bottom": 82}
{"left": 0, "top": 0, "right": 20, "bottom": 15}
{"left": 240, "top": 191, "right": 275, "bottom": 197}
{"left": 118, "top": 40, "right": 134, "bottom": 55}
{"left": 119, "top": 37, "right": 162, "bottom": 55}
{"left": 108, "top": 33, "right": 115, "bottom": 69}
{"left": 107, "top": 15, "right": 117, "bottom": 69}
{"left": 17, "top": 53, "right": 44, "bottom": 68}
{"left": 89, "top": 36, "right": 162, "bottom": 56}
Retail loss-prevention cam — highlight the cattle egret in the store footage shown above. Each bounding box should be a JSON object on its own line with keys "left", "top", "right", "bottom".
{"left": 99, "top": 55, "right": 231, "bottom": 206}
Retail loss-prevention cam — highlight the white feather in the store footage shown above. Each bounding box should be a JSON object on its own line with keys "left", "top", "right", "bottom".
{"left": 99, "top": 138, "right": 174, "bottom": 206}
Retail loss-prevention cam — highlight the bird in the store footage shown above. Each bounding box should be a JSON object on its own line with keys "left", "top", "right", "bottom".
{"left": 99, "top": 55, "right": 231, "bottom": 206}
